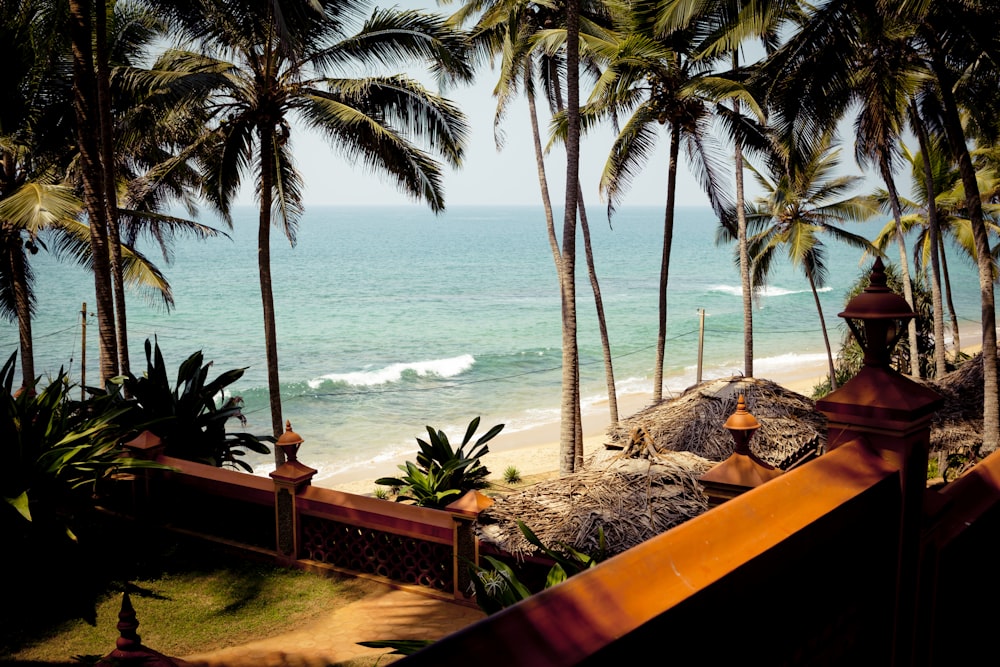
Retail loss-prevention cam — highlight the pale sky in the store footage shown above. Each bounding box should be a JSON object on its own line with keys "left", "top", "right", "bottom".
{"left": 236, "top": 0, "right": 714, "bottom": 211}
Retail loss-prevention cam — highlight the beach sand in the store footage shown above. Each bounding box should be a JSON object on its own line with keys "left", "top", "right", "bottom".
{"left": 328, "top": 356, "right": 833, "bottom": 496}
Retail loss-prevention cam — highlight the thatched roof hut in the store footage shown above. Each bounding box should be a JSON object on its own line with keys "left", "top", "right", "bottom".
{"left": 477, "top": 376, "right": 826, "bottom": 558}
{"left": 477, "top": 452, "right": 713, "bottom": 558}
{"left": 606, "top": 376, "right": 827, "bottom": 468}
{"left": 924, "top": 350, "right": 992, "bottom": 457}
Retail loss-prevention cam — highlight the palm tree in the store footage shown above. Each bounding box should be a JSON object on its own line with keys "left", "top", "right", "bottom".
{"left": 868, "top": 139, "right": 999, "bottom": 376}
{"left": 68, "top": 0, "right": 119, "bottom": 384}
{"left": 655, "top": 0, "right": 803, "bottom": 380}
{"left": 917, "top": 2, "right": 1000, "bottom": 453}
{"left": 746, "top": 132, "right": 877, "bottom": 391}
{"left": 450, "top": 0, "right": 621, "bottom": 470}
{"left": 582, "top": 5, "right": 733, "bottom": 403}
{"left": 758, "top": 0, "right": 1000, "bottom": 452}
{"left": 152, "top": 0, "right": 471, "bottom": 453}
{"left": 560, "top": 0, "right": 582, "bottom": 475}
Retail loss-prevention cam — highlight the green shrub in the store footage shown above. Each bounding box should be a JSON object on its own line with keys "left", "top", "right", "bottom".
{"left": 470, "top": 521, "right": 606, "bottom": 615}
{"left": 110, "top": 338, "right": 270, "bottom": 472}
{"left": 0, "top": 353, "right": 164, "bottom": 540}
{"left": 503, "top": 465, "right": 522, "bottom": 485}
{"left": 376, "top": 416, "right": 504, "bottom": 508}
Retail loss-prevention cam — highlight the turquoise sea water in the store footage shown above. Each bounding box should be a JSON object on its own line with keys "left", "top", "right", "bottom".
{"left": 2, "top": 205, "right": 984, "bottom": 481}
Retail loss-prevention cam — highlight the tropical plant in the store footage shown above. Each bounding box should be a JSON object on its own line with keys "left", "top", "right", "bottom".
{"left": 0, "top": 352, "right": 163, "bottom": 540}
{"left": 112, "top": 338, "right": 269, "bottom": 472}
{"left": 757, "top": 0, "right": 1000, "bottom": 451}
{"left": 377, "top": 461, "right": 465, "bottom": 508}
{"left": 449, "top": 0, "right": 621, "bottom": 453}
{"left": 869, "top": 141, "right": 1000, "bottom": 376}
{"left": 148, "top": 0, "right": 472, "bottom": 461}
{"left": 746, "top": 131, "right": 877, "bottom": 391}
{"left": 470, "top": 520, "right": 605, "bottom": 614}
{"left": 575, "top": 2, "right": 735, "bottom": 407}
{"left": 376, "top": 416, "right": 503, "bottom": 507}
{"left": 503, "top": 465, "right": 522, "bottom": 484}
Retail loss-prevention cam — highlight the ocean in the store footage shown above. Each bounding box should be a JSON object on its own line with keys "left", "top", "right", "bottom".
{"left": 4, "top": 205, "right": 984, "bottom": 481}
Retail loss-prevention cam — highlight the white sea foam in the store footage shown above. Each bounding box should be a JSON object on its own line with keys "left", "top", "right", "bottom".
{"left": 710, "top": 284, "right": 833, "bottom": 297}
{"left": 306, "top": 354, "right": 475, "bottom": 389}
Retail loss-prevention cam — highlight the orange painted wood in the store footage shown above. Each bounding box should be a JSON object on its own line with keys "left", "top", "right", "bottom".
{"left": 298, "top": 485, "right": 455, "bottom": 544}
{"left": 405, "top": 437, "right": 898, "bottom": 666}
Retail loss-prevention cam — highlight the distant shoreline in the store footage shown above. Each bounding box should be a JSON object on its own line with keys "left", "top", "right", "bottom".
{"left": 327, "top": 322, "right": 988, "bottom": 497}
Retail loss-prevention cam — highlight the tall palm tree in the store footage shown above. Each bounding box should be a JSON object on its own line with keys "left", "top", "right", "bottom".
{"left": 450, "top": 0, "right": 620, "bottom": 455}
{"left": 656, "top": 0, "right": 803, "bottom": 380}
{"left": 152, "top": 0, "right": 471, "bottom": 453}
{"left": 560, "top": 0, "right": 582, "bottom": 475}
{"left": 582, "top": 5, "right": 733, "bottom": 403}
{"left": 759, "top": 0, "right": 1000, "bottom": 451}
{"left": 746, "top": 132, "right": 877, "bottom": 391}
{"left": 868, "top": 139, "right": 998, "bottom": 376}
{"left": 68, "top": 0, "right": 119, "bottom": 384}
{"left": 915, "top": 0, "right": 1000, "bottom": 452}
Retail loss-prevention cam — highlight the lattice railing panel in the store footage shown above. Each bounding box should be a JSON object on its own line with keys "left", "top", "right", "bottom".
{"left": 301, "top": 514, "right": 453, "bottom": 592}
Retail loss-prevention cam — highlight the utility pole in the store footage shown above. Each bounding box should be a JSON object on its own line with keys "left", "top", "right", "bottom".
{"left": 696, "top": 309, "right": 705, "bottom": 384}
{"left": 81, "top": 302, "right": 86, "bottom": 401}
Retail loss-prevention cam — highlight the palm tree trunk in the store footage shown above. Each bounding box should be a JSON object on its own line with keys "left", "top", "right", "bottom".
{"left": 938, "top": 234, "right": 961, "bottom": 360}
{"left": 559, "top": 0, "right": 581, "bottom": 476}
{"left": 880, "top": 161, "right": 921, "bottom": 377}
{"left": 9, "top": 240, "right": 34, "bottom": 387}
{"left": 910, "top": 102, "right": 946, "bottom": 377}
{"left": 69, "top": 0, "right": 117, "bottom": 385}
{"left": 546, "top": 69, "right": 617, "bottom": 429}
{"left": 808, "top": 270, "right": 837, "bottom": 391}
{"left": 653, "top": 124, "right": 680, "bottom": 404}
{"left": 578, "top": 191, "right": 618, "bottom": 424}
{"left": 733, "top": 57, "right": 753, "bottom": 379}
{"left": 258, "top": 124, "right": 285, "bottom": 466}
{"left": 928, "top": 34, "right": 999, "bottom": 454}
{"left": 526, "top": 88, "right": 562, "bottom": 281}
{"left": 95, "top": 0, "right": 128, "bottom": 378}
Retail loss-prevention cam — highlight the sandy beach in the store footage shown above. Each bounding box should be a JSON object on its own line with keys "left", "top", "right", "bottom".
{"left": 327, "top": 354, "right": 834, "bottom": 496}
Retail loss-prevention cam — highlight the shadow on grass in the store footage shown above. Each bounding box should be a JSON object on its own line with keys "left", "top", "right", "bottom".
{"left": 2, "top": 510, "right": 237, "bottom": 657}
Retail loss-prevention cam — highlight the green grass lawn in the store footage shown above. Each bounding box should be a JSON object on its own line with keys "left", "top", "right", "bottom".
{"left": 2, "top": 514, "right": 375, "bottom": 664}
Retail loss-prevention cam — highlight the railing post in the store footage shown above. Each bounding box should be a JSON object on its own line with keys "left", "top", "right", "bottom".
{"left": 121, "top": 430, "right": 166, "bottom": 517}
{"left": 270, "top": 422, "right": 317, "bottom": 561}
{"left": 815, "top": 258, "right": 943, "bottom": 667}
{"left": 446, "top": 491, "right": 495, "bottom": 601}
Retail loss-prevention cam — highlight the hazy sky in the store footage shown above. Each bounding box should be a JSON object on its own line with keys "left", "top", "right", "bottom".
{"left": 235, "top": 0, "right": 716, "bottom": 211}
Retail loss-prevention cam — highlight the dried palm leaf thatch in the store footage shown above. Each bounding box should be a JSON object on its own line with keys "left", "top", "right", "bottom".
{"left": 605, "top": 376, "right": 826, "bottom": 467}
{"left": 924, "top": 350, "right": 994, "bottom": 457}
{"left": 477, "top": 452, "right": 713, "bottom": 558}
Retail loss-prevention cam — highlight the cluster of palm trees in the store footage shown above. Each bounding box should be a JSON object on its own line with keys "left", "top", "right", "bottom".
{"left": 5, "top": 0, "right": 1000, "bottom": 476}
{"left": 448, "top": 0, "right": 1000, "bottom": 468}
{"left": 4, "top": 0, "right": 473, "bottom": 456}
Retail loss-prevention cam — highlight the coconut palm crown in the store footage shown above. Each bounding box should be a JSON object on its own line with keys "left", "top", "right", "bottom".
{"left": 145, "top": 0, "right": 472, "bottom": 449}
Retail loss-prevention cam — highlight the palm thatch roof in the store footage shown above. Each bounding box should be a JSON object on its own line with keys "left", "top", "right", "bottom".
{"left": 477, "top": 452, "right": 713, "bottom": 559}
{"left": 606, "top": 376, "right": 827, "bottom": 467}
{"left": 924, "top": 350, "right": 993, "bottom": 457}
{"left": 477, "top": 376, "right": 826, "bottom": 558}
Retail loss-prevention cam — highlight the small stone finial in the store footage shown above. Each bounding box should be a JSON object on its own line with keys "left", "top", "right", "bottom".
{"left": 116, "top": 590, "right": 141, "bottom": 651}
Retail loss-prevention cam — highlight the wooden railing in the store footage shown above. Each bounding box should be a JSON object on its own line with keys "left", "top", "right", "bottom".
{"left": 112, "top": 357, "right": 1000, "bottom": 664}
{"left": 396, "top": 363, "right": 1000, "bottom": 666}
{"left": 115, "top": 443, "right": 487, "bottom": 602}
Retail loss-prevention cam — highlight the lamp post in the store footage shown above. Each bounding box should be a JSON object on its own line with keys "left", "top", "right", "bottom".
{"left": 724, "top": 394, "right": 760, "bottom": 455}
{"left": 816, "top": 257, "right": 944, "bottom": 665}
{"left": 699, "top": 394, "right": 781, "bottom": 506}
{"left": 275, "top": 419, "right": 304, "bottom": 463}
{"left": 270, "top": 420, "right": 316, "bottom": 560}
{"left": 838, "top": 257, "right": 916, "bottom": 370}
